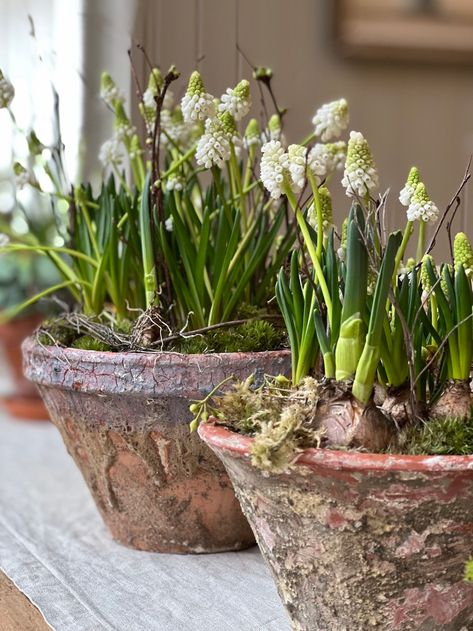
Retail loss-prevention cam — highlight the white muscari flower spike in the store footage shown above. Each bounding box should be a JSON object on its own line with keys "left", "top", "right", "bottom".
{"left": 166, "top": 173, "right": 185, "bottom": 192}
{"left": 307, "top": 186, "right": 333, "bottom": 230}
{"left": 312, "top": 98, "right": 348, "bottom": 142}
{"left": 219, "top": 79, "right": 251, "bottom": 121}
{"left": 100, "top": 72, "right": 123, "bottom": 107}
{"left": 399, "top": 166, "right": 420, "bottom": 207}
{"left": 406, "top": 182, "right": 438, "bottom": 223}
{"left": 181, "top": 71, "right": 216, "bottom": 123}
{"left": 260, "top": 140, "right": 290, "bottom": 200}
{"left": 267, "top": 114, "right": 282, "bottom": 141}
{"left": 244, "top": 118, "right": 260, "bottom": 148}
{"left": 165, "top": 217, "right": 174, "bottom": 232}
{"left": 98, "top": 137, "right": 123, "bottom": 168}
{"left": 195, "top": 112, "right": 236, "bottom": 169}
{"left": 341, "top": 131, "right": 379, "bottom": 198}
{"left": 160, "top": 107, "right": 192, "bottom": 149}
{"left": 0, "top": 71, "right": 14, "bottom": 109}
{"left": 307, "top": 141, "right": 346, "bottom": 178}
{"left": 287, "top": 144, "right": 307, "bottom": 193}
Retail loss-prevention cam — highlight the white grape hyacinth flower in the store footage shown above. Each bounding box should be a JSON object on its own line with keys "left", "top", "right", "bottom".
{"left": 98, "top": 137, "right": 123, "bottom": 168}
{"left": 307, "top": 141, "right": 346, "bottom": 178}
{"left": 181, "top": 71, "right": 216, "bottom": 123}
{"left": 260, "top": 140, "right": 290, "bottom": 199}
{"left": 219, "top": 79, "right": 251, "bottom": 121}
{"left": 165, "top": 217, "right": 174, "bottom": 232}
{"left": 312, "top": 98, "right": 349, "bottom": 142}
{"left": 399, "top": 166, "right": 420, "bottom": 207}
{"left": 287, "top": 144, "right": 308, "bottom": 193}
{"left": 341, "top": 131, "right": 379, "bottom": 198}
{"left": 195, "top": 114, "right": 235, "bottom": 169}
{"left": 166, "top": 173, "right": 185, "bottom": 192}
{"left": 100, "top": 72, "right": 123, "bottom": 107}
{"left": 406, "top": 182, "right": 438, "bottom": 223}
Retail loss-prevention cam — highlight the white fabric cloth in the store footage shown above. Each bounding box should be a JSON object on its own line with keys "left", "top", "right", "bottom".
{"left": 0, "top": 411, "right": 289, "bottom": 631}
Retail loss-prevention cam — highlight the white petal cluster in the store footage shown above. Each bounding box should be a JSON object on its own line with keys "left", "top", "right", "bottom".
{"left": 287, "top": 144, "right": 307, "bottom": 193}
{"left": 312, "top": 98, "right": 348, "bottom": 142}
{"left": 260, "top": 140, "right": 290, "bottom": 199}
{"left": 143, "top": 87, "right": 174, "bottom": 111}
{"left": 219, "top": 80, "right": 251, "bottom": 121}
{"left": 307, "top": 141, "right": 346, "bottom": 178}
{"left": 406, "top": 183, "right": 438, "bottom": 223}
{"left": 98, "top": 137, "right": 123, "bottom": 168}
{"left": 165, "top": 173, "right": 185, "bottom": 192}
{"left": 181, "top": 71, "right": 216, "bottom": 123}
{"left": 165, "top": 217, "right": 174, "bottom": 232}
{"left": 341, "top": 131, "right": 379, "bottom": 198}
{"left": 399, "top": 166, "right": 420, "bottom": 207}
{"left": 195, "top": 117, "right": 232, "bottom": 169}
{"left": 100, "top": 73, "right": 123, "bottom": 107}
{"left": 160, "top": 109, "right": 193, "bottom": 150}
{"left": 0, "top": 76, "right": 14, "bottom": 109}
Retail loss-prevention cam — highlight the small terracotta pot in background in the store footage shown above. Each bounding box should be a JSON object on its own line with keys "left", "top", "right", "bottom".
{"left": 23, "top": 338, "right": 290, "bottom": 553}
{"left": 199, "top": 422, "right": 473, "bottom": 631}
{"left": 0, "top": 315, "right": 48, "bottom": 420}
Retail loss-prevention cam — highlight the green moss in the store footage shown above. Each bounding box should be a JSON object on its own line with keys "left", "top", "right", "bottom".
{"left": 465, "top": 559, "right": 473, "bottom": 583}
{"left": 36, "top": 319, "right": 76, "bottom": 347}
{"left": 71, "top": 335, "right": 112, "bottom": 352}
{"left": 396, "top": 415, "right": 473, "bottom": 455}
{"left": 174, "top": 320, "right": 286, "bottom": 354}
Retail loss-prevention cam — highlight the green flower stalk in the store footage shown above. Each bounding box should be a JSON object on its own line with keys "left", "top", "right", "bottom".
{"left": 407, "top": 182, "right": 438, "bottom": 261}
{"left": 352, "top": 230, "right": 403, "bottom": 404}
{"left": 335, "top": 205, "right": 368, "bottom": 381}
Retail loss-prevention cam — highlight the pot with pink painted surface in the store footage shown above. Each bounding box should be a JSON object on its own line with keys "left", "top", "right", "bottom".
{"left": 22, "top": 337, "right": 290, "bottom": 553}
{"left": 199, "top": 421, "right": 473, "bottom": 630}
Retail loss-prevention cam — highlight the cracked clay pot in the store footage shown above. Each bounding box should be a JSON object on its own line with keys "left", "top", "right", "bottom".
{"left": 22, "top": 337, "right": 290, "bottom": 553}
{"left": 199, "top": 422, "right": 473, "bottom": 630}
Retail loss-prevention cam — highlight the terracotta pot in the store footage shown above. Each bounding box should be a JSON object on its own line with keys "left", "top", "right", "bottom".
{"left": 0, "top": 315, "right": 48, "bottom": 420}
{"left": 22, "top": 337, "right": 290, "bottom": 553}
{"left": 199, "top": 422, "right": 473, "bottom": 630}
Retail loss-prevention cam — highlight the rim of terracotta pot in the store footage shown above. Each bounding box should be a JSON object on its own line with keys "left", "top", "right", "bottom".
{"left": 199, "top": 421, "right": 473, "bottom": 473}
{"left": 22, "top": 336, "right": 290, "bottom": 397}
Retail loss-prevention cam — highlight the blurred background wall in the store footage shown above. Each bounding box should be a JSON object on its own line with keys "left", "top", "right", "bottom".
{"left": 1, "top": 0, "right": 472, "bottom": 253}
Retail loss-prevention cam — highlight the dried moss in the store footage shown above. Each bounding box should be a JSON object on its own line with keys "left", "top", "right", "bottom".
{"left": 395, "top": 414, "right": 473, "bottom": 455}
{"left": 213, "top": 377, "right": 325, "bottom": 473}
{"left": 174, "top": 320, "right": 286, "bottom": 354}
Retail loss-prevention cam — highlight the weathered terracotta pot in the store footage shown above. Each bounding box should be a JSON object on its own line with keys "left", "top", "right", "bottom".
{"left": 22, "top": 338, "right": 290, "bottom": 553}
{"left": 0, "top": 315, "right": 48, "bottom": 420}
{"left": 199, "top": 422, "right": 473, "bottom": 630}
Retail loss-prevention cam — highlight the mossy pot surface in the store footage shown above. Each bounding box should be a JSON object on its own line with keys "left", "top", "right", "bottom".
{"left": 22, "top": 337, "right": 290, "bottom": 553}
{"left": 199, "top": 422, "right": 473, "bottom": 630}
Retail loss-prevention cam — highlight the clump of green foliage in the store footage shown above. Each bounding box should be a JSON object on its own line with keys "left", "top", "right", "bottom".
{"left": 174, "top": 320, "right": 286, "bottom": 354}
{"left": 36, "top": 319, "right": 76, "bottom": 347}
{"left": 397, "top": 415, "right": 473, "bottom": 455}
